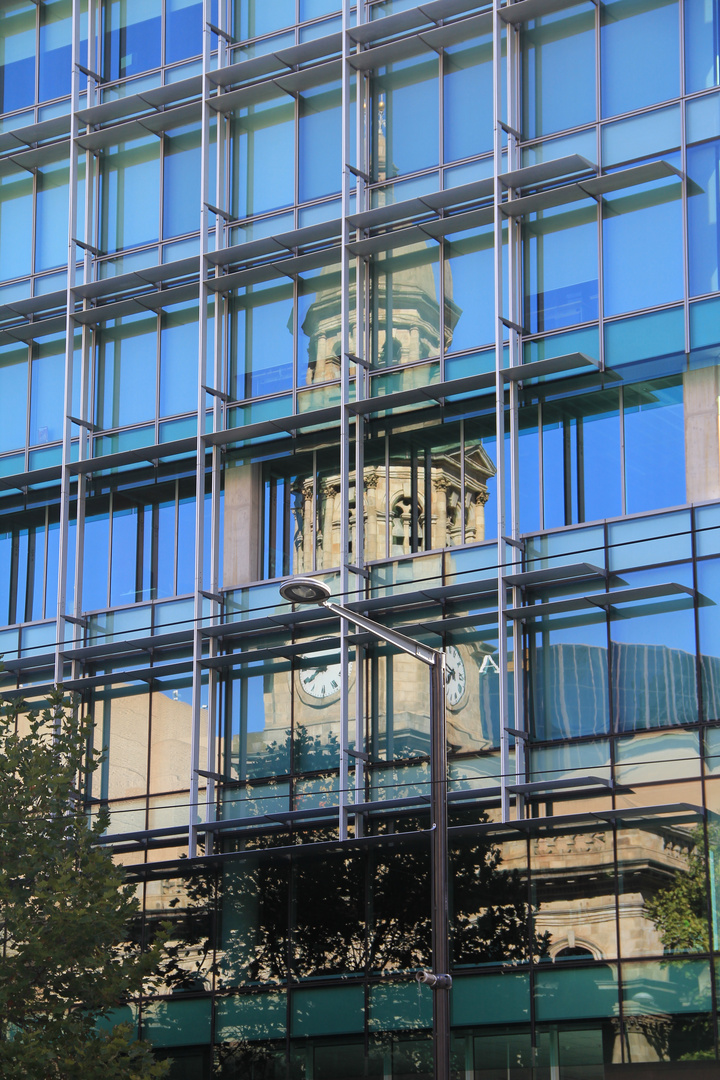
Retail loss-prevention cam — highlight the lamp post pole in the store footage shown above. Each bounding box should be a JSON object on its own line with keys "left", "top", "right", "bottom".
{"left": 279, "top": 578, "right": 451, "bottom": 1080}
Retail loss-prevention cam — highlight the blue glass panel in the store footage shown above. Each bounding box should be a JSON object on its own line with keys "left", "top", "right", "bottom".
{"left": 623, "top": 378, "right": 685, "bottom": 514}
{"left": 103, "top": 0, "right": 161, "bottom": 81}
{"left": 231, "top": 96, "right": 295, "bottom": 219}
{"left": 697, "top": 559, "right": 720, "bottom": 720}
{"left": 375, "top": 55, "right": 439, "bottom": 180}
{"left": 445, "top": 225, "right": 495, "bottom": 352}
{"left": 524, "top": 200, "right": 598, "bottom": 333}
{"left": 602, "top": 104, "right": 680, "bottom": 167}
{"left": 685, "top": 0, "right": 720, "bottom": 93}
{"left": 298, "top": 82, "right": 342, "bottom": 203}
{"left": 100, "top": 136, "right": 160, "bottom": 253}
{"left": 602, "top": 162, "right": 683, "bottom": 316}
{"left": 688, "top": 139, "right": 720, "bottom": 297}
{"left": 611, "top": 565, "right": 697, "bottom": 732}
{"left": 82, "top": 504, "right": 109, "bottom": 611}
{"left": 531, "top": 612, "right": 610, "bottom": 739}
{"left": 156, "top": 497, "right": 176, "bottom": 598}
{"left": 166, "top": 0, "right": 202, "bottom": 65}
{"left": 687, "top": 90, "right": 720, "bottom": 144}
{"left": 160, "top": 303, "right": 198, "bottom": 417}
{"left": 300, "top": 0, "right": 340, "bottom": 17}
{"left": 0, "top": 3, "right": 36, "bottom": 113}
{"left": 39, "top": 0, "right": 87, "bottom": 102}
{"left": 601, "top": 0, "right": 679, "bottom": 118}
{"left": 163, "top": 125, "right": 201, "bottom": 239}
{"left": 230, "top": 280, "right": 295, "bottom": 400}
{"left": 235, "top": 0, "right": 295, "bottom": 39}
{"left": 604, "top": 306, "right": 684, "bottom": 378}
{"left": 0, "top": 344, "right": 28, "bottom": 453}
{"left": 36, "top": 162, "right": 76, "bottom": 273}
{"left": 176, "top": 494, "right": 195, "bottom": 594}
{"left": 519, "top": 407, "right": 540, "bottom": 534}
{"left": 110, "top": 499, "right": 138, "bottom": 606}
{"left": 0, "top": 171, "right": 33, "bottom": 283}
{"left": 45, "top": 518, "right": 59, "bottom": 618}
{"left": 522, "top": 4, "right": 595, "bottom": 139}
{"left": 444, "top": 34, "right": 494, "bottom": 161}
{"left": 542, "top": 391, "right": 621, "bottom": 528}
{"left": 30, "top": 337, "right": 64, "bottom": 446}
{"left": 95, "top": 314, "right": 157, "bottom": 430}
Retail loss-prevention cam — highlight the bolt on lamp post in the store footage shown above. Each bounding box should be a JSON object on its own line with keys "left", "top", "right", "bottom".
{"left": 279, "top": 576, "right": 452, "bottom": 1080}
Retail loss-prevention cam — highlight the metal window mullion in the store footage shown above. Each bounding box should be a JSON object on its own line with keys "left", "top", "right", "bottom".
{"left": 493, "top": 0, "right": 510, "bottom": 825}
{"left": 338, "top": 0, "right": 356, "bottom": 843}
{"left": 353, "top": 25, "right": 369, "bottom": 833}
{"left": 55, "top": 0, "right": 83, "bottom": 686}
{"left": 203, "top": 0, "right": 231, "bottom": 855}
{"left": 189, "top": 0, "right": 215, "bottom": 859}
{"left": 507, "top": 21, "right": 526, "bottom": 805}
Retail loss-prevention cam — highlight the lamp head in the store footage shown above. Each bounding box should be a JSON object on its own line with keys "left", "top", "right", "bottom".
{"left": 279, "top": 577, "right": 332, "bottom": 605}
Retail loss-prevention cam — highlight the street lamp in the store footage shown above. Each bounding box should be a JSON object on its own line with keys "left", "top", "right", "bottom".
{"left": 279, "top": 576, "right": 452, "bottom": 1080}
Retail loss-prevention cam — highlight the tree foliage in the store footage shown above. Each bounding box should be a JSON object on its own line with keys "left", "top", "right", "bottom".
{"left": 0, "top": 690, "right": 167, "bottom": 1080}
{"left": 645, "top": 825, "right": 712, "bottom": 955}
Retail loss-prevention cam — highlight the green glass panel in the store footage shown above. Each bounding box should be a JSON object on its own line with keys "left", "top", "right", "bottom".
{"left": 215, "top": 991, "right": 287, "bottom": 1042}
{"left": 369, "top": 983, "right": 432, "bottom": 1032}
{"left": 291, "top": 985, "right": 364, "bottom": 1038}
{"left": 534, "top": 964, "right": 618, "bottom": 1021}
{"left": 142, "top": 997, "right": 211, "bottom": 1047}
{"left": 451, "top": 973, "right": 530, "bottom": 1027}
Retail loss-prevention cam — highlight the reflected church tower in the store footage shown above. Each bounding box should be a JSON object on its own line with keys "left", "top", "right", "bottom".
{"left": 294, "top": 97, "right": 496, "bottom": 573}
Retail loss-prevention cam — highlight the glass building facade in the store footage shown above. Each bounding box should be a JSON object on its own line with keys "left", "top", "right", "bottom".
{"left": 3, "top": 0, "right": 720, "bottom": 1076}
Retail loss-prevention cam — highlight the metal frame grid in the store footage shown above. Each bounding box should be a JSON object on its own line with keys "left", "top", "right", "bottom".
{"left": 0, "top": 0, "right": 700, "bottom": 863}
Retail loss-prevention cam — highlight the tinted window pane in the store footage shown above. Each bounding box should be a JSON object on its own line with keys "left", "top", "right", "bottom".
{"left": 0, "top": 3, "right": 36, "bottom": 113}
{"left": 445, "top": 225, "right": 495, "bottom": 352}
{"left": 602, "top": 168, "right": 683, "bottom": 316}
{"left": 231, "top": 96, "right": 295, "bottom": 219}
{"left": 163, "top": 126, "right": 201, "bottom": 238}
{"left": 160, "top": 304, "right": 198, "bottom": 417}
{"left": 234, "top": 0, "right": 295, "bottom": 39}
{"left": 685, "top": 0, "right": 720, "bottom": 94}
{"left": 0, "top": 171, "right": 33, "bottom": 283}
{"left": 230, "top": 281, "right": 294, "bottom": 400}
{"left": 623, "top": 377, "right": 685, "bottom": 514}
{"left": 524, "top": 200, "right": 598, "bottom": 333}
{"left": 601, "top": 0, "right": 679, "bottom": 118}
{"left": 374, "top": 55, "right": 439, "bottom": 180}
{"left": 298, "top": 82, "right": 342, "bottom": 204}
{"left": 688, "top": 139, "right": 720, "bottom": 297}
{"left": 444, "top": 34, "right": 493, "bottom": 161}
{"left": 103, "top": 0, "right": 161, "bottom": 81}
{"left": 101, "top": 137, "right": 160, "bottom": 253}
{"left": 39, "top": 0, "right": 77, "bottom": 102}
{"left": 166, "top": 0, "right": 202, "bottom": 65}
{"left": 522, "top": 4, "right": 595, "bottom": 139}
{"left": 0, "top": 344, "right": 28, "bottom": 453}
{"left": 95, "top": 314, "right": 157, "bottom": 429}
{"left": 30, "top": 337, "right": 64, "bottom": 446}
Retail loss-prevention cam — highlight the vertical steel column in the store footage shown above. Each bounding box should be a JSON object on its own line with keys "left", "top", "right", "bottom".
{"left": 203, "top": 1, "right": 230, "bottom": 856}
{"left": 493, "top": 0, "right": 511, "bottom": 823}
{"left": 430, "top": 650, "right": 450, "bottom": 1080}
{"left": 189, "top": 0, "right": 214, "bottom": 858}
{"left": 505, "top": 19, "right": 526, "bottom": 804}
{"left": 339, "top": 0, "right": 353, "bottom": 841}
{"left": 55, "top": 0, "right": 84, "bottom": 687}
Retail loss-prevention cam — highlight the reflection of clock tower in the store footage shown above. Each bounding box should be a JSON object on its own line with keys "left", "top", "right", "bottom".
{"left": 259, "top": 92, "right": 497, "bottom": 760}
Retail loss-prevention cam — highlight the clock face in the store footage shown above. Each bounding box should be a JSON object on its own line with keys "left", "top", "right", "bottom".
{"left": 445, "top": 645, "right": 467, "bottom": 708}
{"left": 297, "top": 652, "right": 352, "bottom": 701}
